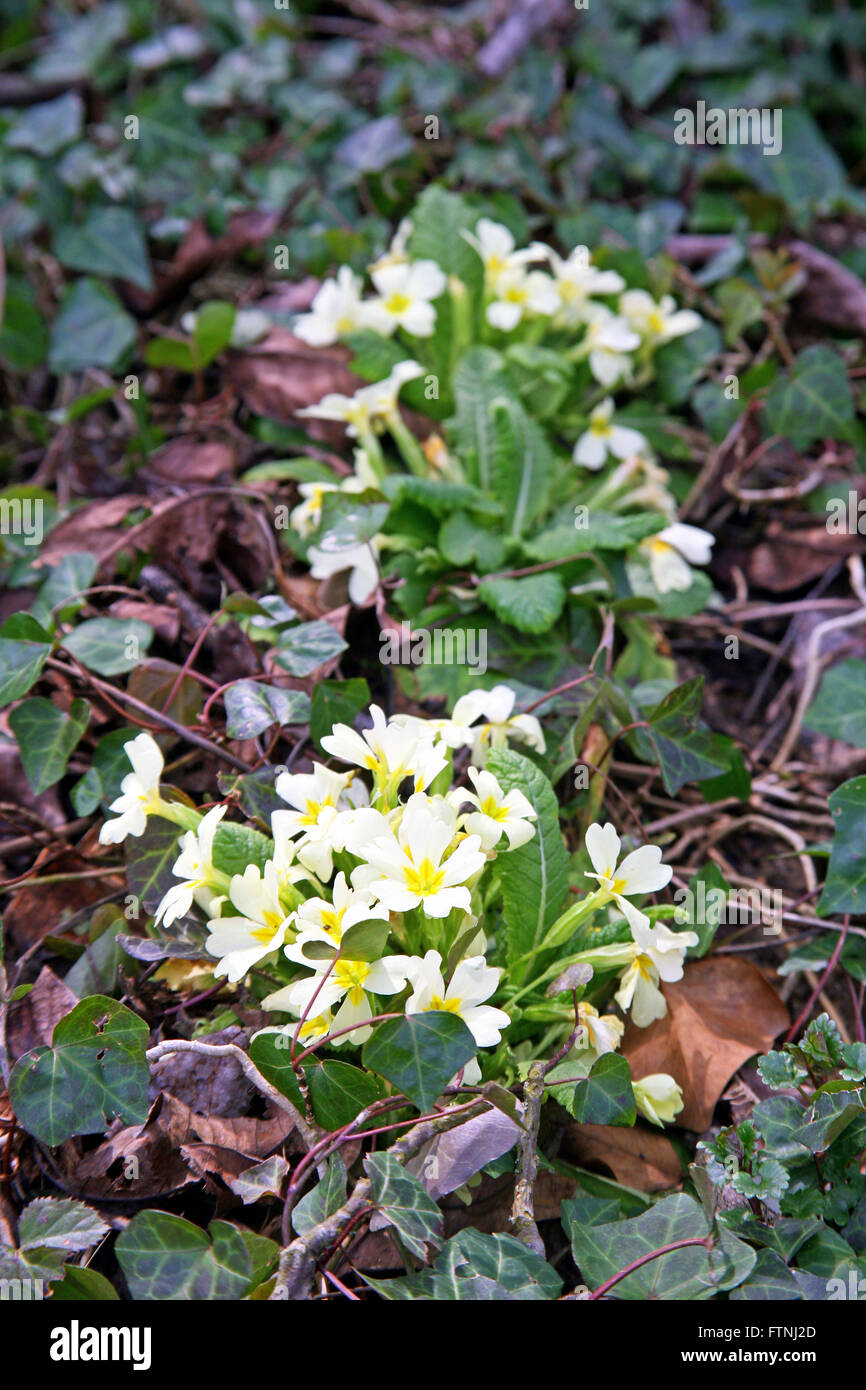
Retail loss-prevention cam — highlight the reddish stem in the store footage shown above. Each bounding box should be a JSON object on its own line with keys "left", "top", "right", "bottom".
{"left": 588, "top": 1236, "right": 712, "bottom": 1300}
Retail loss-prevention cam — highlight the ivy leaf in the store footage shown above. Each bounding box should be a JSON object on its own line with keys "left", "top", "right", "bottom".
{"left": 486, "top": 748, "right": 569, "bottom": 985}
{"left": 758, "top": 1050, "right": 809, "bottom": 1090}
{"left": 305, "top": 1060, "right": 382, "bottom": 1130}
{"left": 17, "top": 1197, "right": 109, "bottom": 1256}
{"left": 565, "top": 1053, "right": 636, "bottom": 1127}
{"left": 115, "top": 1212, "right": 277, "bottom": 1300}
{"left": 274, "top": 620, "right": 347, "bottom": 678}
{"left": 478, "top": 573, "right": 566, "bottom": 634}
{"left": 9, "top": 996, "right": 149, "bottom": 1145}
{"left": 570, "top": 1192, "right": 754, "bottom": 1299}
{"left": 54, "top": 207, "right": 153, "bottom": 292}
{"left": 367, "top": 1228, "right": 561, "bottom": 1300}
{"left": 49, "top": 279, "right": 137, "bottom": 373}
{"left": 9, "top": 696, "right": 90, "bottom": 794}
{"left": 224, "top": 681, "right": 310, "bottom": 739}
{"left": 819, "top": 776, "right": 866, "bottom": 917}
{"left": 61, "top": 617, "right": 154, "bottom": 675}
{"left": 310, "top": 677, "right": 369, "bottom": 753}
{"left": 0, "top": 633, "right": 53, "bottom": 704}
{"left": 637, "top": 677, "right": 729, "bottom": 794}
{"left": 805, "top": 660, "right": 866, "bottom": 748}
{"left": 764, "top": 345, "right": 855, "bottom": 449}
{"left": 125, "top": 816, "right": 184, "bottom": 913}
{"left": 292, "top": 1156, "right": 346, "bottom": 1237}
{"left": 364, "top": 1151, "right": 443, "bottom": 1261}
{"left": 363, "top": 1013, "right": 476, "bottom": 1112}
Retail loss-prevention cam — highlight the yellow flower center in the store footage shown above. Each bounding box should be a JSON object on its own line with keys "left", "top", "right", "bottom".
{"left": 403, "top": 855, "right": 445, "bottom": 897}
{"left": 385, "top": 292, "right": 411, "bottom": 315}
{"left": 336, "top": 315, "right": 355, "bottom": 334}
{"left": 590, "top": 421, "right": 612, "bottom": 438}
{"left": 648, "top": 310, "right": 666, "bottom": 334}
{"left": 503, "top": 285, "right": 527, "bottom": 304}
{"left": 486, "top": 254, "right": 506, "bottom": 277}
{"left": 611, "top": 877, "right": 628, "bottom": 896}
{"left": 479, "top": 796, "right": 509, "bottom": 821}
{"left": 334, "top": 959, "right": 370, "bottom": 1006}
{"left": 428, "top": 994, "right": 462, "bottom": 1014}
{"left": 320, "top": 906, "right": 344, "bottom": 940}
{"left": 299, "top": 1012, "right": 330, "bottom": 1041}
{"left": 250, "top": 914, "right": 282, "bottom": 944}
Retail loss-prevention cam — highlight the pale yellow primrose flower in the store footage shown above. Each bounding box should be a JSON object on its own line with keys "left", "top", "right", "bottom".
{"left": 321, "top": 704, "right": 448, "bottom": 795}
{"left": 461, "top": 217, "right": 545, "bottom": 291}
{"left": 204, "top": 860, "right": 295, "bottom": 983}
{"left": 363, "top": 261, "right": 446, "bottom": 338}
{"left": 451, "top": 684, "right": 544, "bottom": 765}
{"left": 455, "top": 767, "right": 537, "bottom": 851}
{"left": 99, "top": 732, "right": 164, "bottom": 844}
{"left": 573, "top": 397, "right": 648, "bottom": 471}
{"left": 293, "top": 266, "right": 366, "bottom": 347}
{"left": 579, "top": 305, "right": 641, "bottom": 387}
{"left": 354, "top": 792, "right": 485, "bottom": 919}
{"left": 584, "top": 821, "right": 673, "bottom": 936}
{"left": 284, "top": 872, "right": 388, "bottom": 963}
{"left": 615, "top": 916, "right": 697, "bottom": 1027}
{"left": 542, "top": 245, "right": 626, "bottom": 325}
{"left": 273, "top": 763, "right": 361, "bottom": 880}
{"left": 577, "top": 1001, "right": 625, "bottom": 1056}
{"left": 155, "top": 804, "right": 227, "bottom": 927}
{"left": 633, "top": 1073, "right": 684, "bottom": 1126}
{"left": 404, "top": 949, "right": 510, "bottom": 1053}
{"left": 619, "top": 289, "right": 702, "bottom": 348}
{"left": 642, "top": 523, "right": 715, "bottom": 595}
{"left": 264, "top": 950, "right": 413, "bottom": 1047}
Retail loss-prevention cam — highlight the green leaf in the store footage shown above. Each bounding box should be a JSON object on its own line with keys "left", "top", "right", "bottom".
{"left": 17, "top": 1197, "right": 109, "bottom": 1255}
{"left": 805, "top": 660, "right": 866, "bottom": 748}
{"left": 61, "top": 617, "right": 153, "bottom": 675}
{"left": 819, "top": 775, "right": 866, "bottom": 917}
{"left": 408, "top": 186, "right": 483, "bottom": 291}
{"left": 565, "top": 1053, "right": 636, "bottom": 1126}
{"left": 363, "top": 1013, "right": 477, "bottom": 1112}
{"left": 365, "top": 1151, "right": 443, "bottom": 1261}
{"left": 306, "top": 1060, "right": 382, "bottom": 1130}
{"left": 570, "top": 1193, "right": 754, "bottom": 1299}
{"left": 490, "top": 397, "right": 552, "bottom": 538}
{"left": 336, "top": 115, "right": 413, "bottom": 174}
{"left": 52, "top": 1265, "right": 120, "bottom": 1300}
{"left": 54, "top": 207, "right": 153, "bottom": 292}
{"left": 729, "top": 1250, "right": 828, "bottom": 1301}
{"left": 310, "top": 677, "right": 370, "bottom": 753}
{"left": 452, "top": 347, "right": 510, "bottom": 491}
{"left": 115, "top": 1212, "right": 277, "bottom": 1300}
{"left": 49, "top": 279, "right": 137, "bottom": 373}
{"left": 9, "top": 697, "right": 89, "bottom": 794}
{"left": 125, "top": 815, "right": 183, "bottom": 913}
{"left": 367, "top": 1228, "right": 561, "bottom": 1300}
{"left": 0, "top": 634, "right": 52, "bottom": 704}
{"left": 224, "top": 681, "right": 310, "bottom": 739}
{"left": 316, "top": 490, "right": 389, "bottom": 550}
{"left": 192, "top": 301, "right": 236, "bottom": 369}
{"left": 638, "top": 677, "right": 729, "bottom": 794}
{"left": 0, "top": 274, "right": 47, "bottom": 371}
{"left": 654, "top": 322, "right": 721, "bottom": 406}
{"left": 292, "top": 1156, "right": 346, "bottom": 1237}
{"left": 486, "top": 749, "right": 569, "bottom": 985}
{"left": 674, "top": 862, "right": 730, "bottom": 957}
{"left": 248, "top": 1033, "right": 305, "bottom": 1113}
{"left": 211, "top": 822, "right": 274, "bottom": 878}
{"left": 478, "top": 573, "right": 566, "bottom": 634}
{"left": 765, "top": 346, "right": 855, "bottom": 450}
{"left": 274, "top": 620, "right": 348, "bottom": 678}
{"left": 9, "top": 996, "right": 149, "bottom": 1146}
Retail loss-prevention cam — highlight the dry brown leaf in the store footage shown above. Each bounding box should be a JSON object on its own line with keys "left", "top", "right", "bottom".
{"left": 622, "top": 956, "right": 789, "bottom": 1131}
{"left": 4, "top": 849, "right": 125, "bottom": 949}
{"left": 34, "top": 494, "right": 146, "bottom": 568}
{"left": 746, "top": 521, "right": 857, "bottom": 592}
{"left": 227, "top": 327, "right": 360, "bottom": 439}
{"left": 5, "top": 966, "right": 77, "bottom": 1063}
{"left": 145, "top": 439, "right": 236, "bottom": 487}
{"left": 72, "top": 1117, "right": 194, "bottom": 1200}
{"left": 156, "top": 1090, "right": 297, "bottom": 1157}
{"left": 559, "top": 1123, "right": 683, "bottom": 1192}
{"left": 180, "top": 1142, "right": 253, "bottom": 1187}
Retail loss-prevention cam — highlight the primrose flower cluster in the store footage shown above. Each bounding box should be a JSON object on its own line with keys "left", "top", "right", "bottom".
{"left": 288, "top": 215, "right": 716, "bottom": 607}
{"left": 103, "top": 690, "right": 690, "bottom": 1124}
{"left": 100, "top": 688, "right": 546, "bottom": 1083}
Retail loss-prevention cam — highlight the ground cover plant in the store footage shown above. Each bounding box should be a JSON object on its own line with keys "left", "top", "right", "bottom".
{"left": 2, "top": 0, "right": 866, "bottom": 1308}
